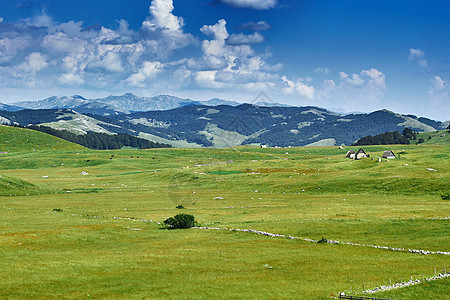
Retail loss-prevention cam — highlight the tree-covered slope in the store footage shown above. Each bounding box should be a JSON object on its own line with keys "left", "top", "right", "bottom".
{"left": 0, "top": 105, "right": 445, "bottom": 148}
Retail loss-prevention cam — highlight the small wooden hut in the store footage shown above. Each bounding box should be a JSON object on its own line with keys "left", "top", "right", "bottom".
{"left": 382, "top": 150, "right": 395, "bottom": 159}
{"left": 345, "top": 150, "right": 356, "bottom": 159}
{"left": 356, "top": 148, "right": 368, "bottom": 159}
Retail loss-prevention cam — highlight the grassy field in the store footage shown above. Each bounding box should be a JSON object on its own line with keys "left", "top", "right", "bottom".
{"left": 0, "top": 127, "right": 449, "bottom": 299}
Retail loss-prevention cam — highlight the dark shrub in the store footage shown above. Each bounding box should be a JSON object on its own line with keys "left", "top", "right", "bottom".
{"left": 164, "top": 214, "right": 196, "bottom": 229}
{"left": 441, "top": 193, "right": 450, "bottom": 200}
{"left": 317, "top": 237, "right": 328, "bottom": 244}
{"left": 176, "top": 205, "right": 184, "bottom": 209}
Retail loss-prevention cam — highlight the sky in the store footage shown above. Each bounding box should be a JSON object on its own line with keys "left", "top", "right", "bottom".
{"left": 0, "top": 0, "right": 449, "bottom": 120}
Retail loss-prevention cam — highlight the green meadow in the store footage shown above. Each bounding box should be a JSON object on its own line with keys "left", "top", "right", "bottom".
{"left": 0, "top": 126, "right": 449, "bottom": 299}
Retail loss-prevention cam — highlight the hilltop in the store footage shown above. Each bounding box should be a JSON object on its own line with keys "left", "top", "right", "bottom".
{"left": 0, "top": 125, "right": 85, "bottom": 152}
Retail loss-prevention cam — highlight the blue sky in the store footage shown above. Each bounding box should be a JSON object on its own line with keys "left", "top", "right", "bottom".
{"left": 0, "top": 0, "right": 449, "bottom": 120}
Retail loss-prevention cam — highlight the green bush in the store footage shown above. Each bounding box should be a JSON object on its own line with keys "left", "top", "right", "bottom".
{"left": 317, "top": 237, "right": 328, "bottom": 244}
{"left": 163, "top": 214, "right": 196, "bottom": 229}
{"left": 175, "top": 204, "right": 184, "bottom": 209}
{"left": 441, "top": 193, "right": 450, "bottom": 200}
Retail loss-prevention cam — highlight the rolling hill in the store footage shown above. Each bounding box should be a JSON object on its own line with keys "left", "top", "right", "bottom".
{"left": 0, "top": 105, "right": 445, "bottom": 148}
{"left": 0, "top": 125, "right": 85, "bottom": 152}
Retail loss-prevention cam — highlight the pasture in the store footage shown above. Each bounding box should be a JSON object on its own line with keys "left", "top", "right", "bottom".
{"left": 0, "top": 129, "right": 449, "bottom": 298}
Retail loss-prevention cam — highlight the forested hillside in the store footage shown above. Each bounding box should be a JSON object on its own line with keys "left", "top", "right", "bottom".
{"left": 0, "top": 105, "right": 445, "bottom": 147}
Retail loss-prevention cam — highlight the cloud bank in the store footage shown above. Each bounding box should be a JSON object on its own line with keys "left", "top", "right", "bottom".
{"left": 0, "top": 0, "right": 395, "bottom": 115}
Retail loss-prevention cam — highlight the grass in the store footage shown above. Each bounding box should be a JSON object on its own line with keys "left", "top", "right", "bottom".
{"left": 0, "top": 125, "right": 85, "bottom": 152}
{"left": 0, "top": 129, "right": 449, "bottom": 298}
{"left": 373, "top": 277, "right": 450, "bottom": 300}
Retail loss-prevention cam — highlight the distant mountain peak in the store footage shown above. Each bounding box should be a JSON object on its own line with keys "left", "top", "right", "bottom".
{"left": 72, "top": 95, "right": 86, "bottom": 100}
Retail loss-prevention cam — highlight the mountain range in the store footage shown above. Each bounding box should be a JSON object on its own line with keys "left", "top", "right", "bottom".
{"left": 0, "top": 99, "right": 446, "bottom": 147}
{"left": 7, "top": 93, "right": 289, "bottom": 116}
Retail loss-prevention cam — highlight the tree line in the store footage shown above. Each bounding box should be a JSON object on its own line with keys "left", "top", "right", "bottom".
{"left": 25, "top": 125, "right": 172, "bottom": 149}
{"left": 352, "top": 128, "right": 414, "bottom": 146}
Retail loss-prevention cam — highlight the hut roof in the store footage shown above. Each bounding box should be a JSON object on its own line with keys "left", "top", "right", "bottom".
{"left": 382, "top": 150, "right": 395, "bottom": 158}
{"left": 356, "top": 148, "right": 366, "bottom": 155}
{"left": 345, "top": 150, "right": 356, "bottom": 157}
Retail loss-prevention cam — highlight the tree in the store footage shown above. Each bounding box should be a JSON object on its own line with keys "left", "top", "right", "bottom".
{"left": 402, "top": 127, "right": 414, "bottom": 139}
{"left": 163, "top": 214, "right": 196, "bottom": 229}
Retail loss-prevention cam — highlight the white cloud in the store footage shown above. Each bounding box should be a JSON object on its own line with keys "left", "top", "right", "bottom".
{"left": 408, "top": 48, "right": 428, "bottom": 67}
{"left": 361, "top": 68, "right": 386, "bottom": 89}
{"left": 0, "top": 18, "right": 4, "bottom": 23}
{"left": 85, "top": 52, "right": 124, "bottom": 73}
{"left": 226, "top": 32, "right": 264, "bottom": 45}
{"left": 339, "top": 72, "right": 364, "bottom": 86}
{"left": 317, "top": 68, "right": 386, "bottom": 111}
{"left": 281, "top": 76, "right": 315, "bottom": 99}
{"left": 201, "top": 19, "right": 229, "bottom": 41}
{"left": 140, "top": 0, "right": 195, "bottom": 58}
{"left": 221, "top": 0, "right": 278, "bottom": 10}
{"left": 314, "top": 67, "right": 332, "bottom": 75}
{"left": 427, "top": 76, "right": 449, "bottom": 119}
{"left": 147, "top": 0, "right": 184, "bottom": 31}
{"left": 318, "top": 79, "right": 336, "bottom": 98}
{"left": 23, "top": 11, "right": 54, "bottom": 27}
{"left": 19, "top": 52, "right": 48, "bottom": 74}
{"left": 190, "top": 19, "right": 281, "bottom": 90}
{"left": 58, "top": 73, "right": 85, "bottom": 86}
{"left": 125, "top": 61, "right": 164, "bottom": 87}
{"left": 408, "top": 48, "right": 425, "bottom": 60}
{"left": 430, "top": 76, "right": 447, "bottom": 91}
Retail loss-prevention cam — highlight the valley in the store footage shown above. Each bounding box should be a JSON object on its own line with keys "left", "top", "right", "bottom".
{"left": 0, "top": 126, "right": 448, "bottom": 298}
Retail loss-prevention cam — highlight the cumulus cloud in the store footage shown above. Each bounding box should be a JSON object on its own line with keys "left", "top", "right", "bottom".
{"left": 429, "top": 76, "right": 448, "bottom": 103}
{"left": 281, "top": 76, "right": 315, "bottom": 99}
{"left": 187, "top": 19, "right": 281, "bottom": 91}
{"left": 0, "top": 0, "right": 303, "bottom": 101}
{"left": 239, "top": 21, "right": 272, "bottom": 31}
{"left": 361, "top": 68, "right": 386, "bottom": 90}
{"left": 140, "top": 0, "right": 195, "bottom": 58}
{"left": 85, "top": 52, "right": 124, "bottom": 73}
{"left": 408, "top": 48, "right": 428, "bottom": 67}
{"left": 125, "top": 61, "right": 164, "bottom": 87}
{"left": 148, "top": 0, "right": 184, "bottom": 30}
{"left": 201, "top": 19, "right": 229, "bottom": 41}
{"left": 226, "top": 32, "right": 264, "bottom": 45}
{"left": 220, "top": 0, "right": 278, "bottom": 10}
{"left": 408, "top": 48, "right": 424, "bottom": 60}
{"left": 58, "top": 72, "right": 85, "bottom": 86}
{"left": 339, "top": 72, "right": 364, "bottom": 86}
{"left": 19, "top": 52, "right": 48, "bottom": 73}
{"left": 318, "top": 68, "right": 386, "bottom": 109}
{"left": 430, "top": 76, "right": 447, "bottom": 91}
{"left": 0, "top": 0, "right": 198, "bottom": 90}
